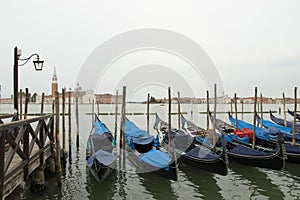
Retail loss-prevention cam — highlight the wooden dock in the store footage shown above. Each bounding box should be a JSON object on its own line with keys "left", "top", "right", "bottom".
{"left": 0, "top": 114, "right": 55, "bottom": 199}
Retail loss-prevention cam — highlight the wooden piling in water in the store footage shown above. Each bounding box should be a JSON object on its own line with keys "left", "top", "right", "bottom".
{"left": 41, "top": 93, "right": 44, "bottom": 115}
{"left": 120, "top": 86, "right": 126, "bottom": 150}
{"left": 92, "top": 99, "right": 95, "bottom": 126}
{"left": 147, "top": 93, "right": 150, "bottom": 134}
{"left": 62, "top": 88, "right": 66, "bottom": 155}
{"left": 292, "top": 87, "right": 297, "bottom": 145}
{"left": 75, "top": 91, "right": 79, "bottom": 149}
{"left": 24, "top": 88, "right": 29, "bottom": 120}
{"left": 168, "top": 87, "right": 171, "bottom": 150}
{"left": 260, "top": 93, "right": 263, "bottom": 128}
{"left": 283, "top": 92, "right": 287, "bottom": 127}
{"left": 19, "top": 89, "right": 22, "bottom": 120}
{"left": 252, "top": 87, "right": 258, "bottom": 149}
{"left": 213, "top": 84, "right": 217, "bottom": 153}
{"left": 114, "top": 91, "right": 118, "bottom": 145}
{"left": 230, "top": 98, "right": 233, "bottom": 115}
{"left": 241, "top": 99, "right": 244, "bottom": 120}
{"left": 206, "top": 90, "right": 209, "bottom": 130}
{"left": 234, "top": 93, "right": 238, "bottom": 129}
{"left": 55, "top": 92, "right": 62, "bottom": 187}
{"left": 68, "top": 91, "right": 72, "bottom": 162}
{"left": 177, "top": 92, "right": 181, "bottom": 130}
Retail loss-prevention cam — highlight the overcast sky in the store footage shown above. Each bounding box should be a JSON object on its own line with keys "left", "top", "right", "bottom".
{"left": 0, "top": 0, "right": 299, "bottom": 100}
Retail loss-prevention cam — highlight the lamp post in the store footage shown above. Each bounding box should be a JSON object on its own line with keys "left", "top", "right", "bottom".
{"left": 13, "top": 46, "right": 44, "bottom": 119}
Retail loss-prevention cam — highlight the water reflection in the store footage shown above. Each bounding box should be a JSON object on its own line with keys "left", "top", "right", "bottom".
{"left": 229, "top": 162, "right": 284, "bottom": 199}
{"left": 178, "top": 163, "right": 222, "bottom": 199}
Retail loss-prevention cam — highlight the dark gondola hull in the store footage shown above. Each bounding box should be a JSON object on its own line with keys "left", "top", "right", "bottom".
{"left": 87, "top": 157, "right": 117, "bottom": 183}
{"left": 179, "top": 150, "right": 228, "bottom": 176}
{"left": 227, "top": 148, "right": 284, "bottom": 170}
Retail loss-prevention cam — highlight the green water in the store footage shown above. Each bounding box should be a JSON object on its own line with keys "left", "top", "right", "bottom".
{"left": 1, "top": 103, "right": 299, "bottom": 199}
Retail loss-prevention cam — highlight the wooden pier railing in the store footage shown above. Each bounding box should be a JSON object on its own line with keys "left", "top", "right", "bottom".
{"left": 0, "top": 114, "right": 54, "bottom": 199}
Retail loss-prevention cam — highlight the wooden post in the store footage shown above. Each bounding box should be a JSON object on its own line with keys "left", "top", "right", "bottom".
{"left": 292, "top": 87, "right": 297, "bottom": 145}
{"left": 252, "top": 87, "right": 257, "bottom": 149}
{"left": 114, "top": 91, "right": 118, "bottom": 145}
{"left": 177, "top": 92, "right": 181, "bottom": 130}
{"left": 230, "top": 98, "right": 233, "bottom": 115}
{"left": 206, "top": 90, "right": 209, "bottom": 130}
{"left": 19, "top": 89, "right": 22, "bottom": 120}
{"left": 68, "top": 91, "right": 72, "bottom": 162}
{"left": 168, "top": 87, "right": 171, "bottom": 150}
{"left": 241, "top": 99, "right": 244, "bottom": 120}
{"left": 55, "top": 92, "right": 61, "bottom": 187}
{"left": 283, "top": 92, "right": 287, "bottom": 127}
{"left": 52, "top": 100, "right": 55, "bottom": 114}
{"left": 40, "top": 93, "right": 44, "bottom": 115}
{"left": 97, "top": 102, "right": 99, "bottom": 116}
{"left": 92, "top": 99, "right": 95, "bottom": 126}
{"left": 120, "top": 86, "right": 126, "bottom": 150}
{"left": 260, "top": 93, "right": 263, "bottom": 128}
{"left": 75, "top": 90, "right": 79, "bottom": 148}
{"left": 213, "top": 84, "right": 217, "bottom": 152}
{"left": 0, "top": 129, "right": 5, "bottom": 199}
{"left": 147, "top": 93, "right": 150, "bottom": 134}
{"left": 24, "top": 88, "right": 29, "bottom": 120}
{"left": 234, "top": 93, "right": 238, "bottom": 129}
{"left": 62, "top": 88, "right": 66, "bottom": 154}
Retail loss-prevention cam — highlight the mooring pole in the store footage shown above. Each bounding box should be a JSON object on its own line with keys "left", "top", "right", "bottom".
{"left": 292, "top": 87, "right": 297, "bottom": 145}
{"left": 206, "top": 90, "right": 209, "bottom": 130}
{"left": 177, "top": 92, "right": 181, "bottom": 130}
{"left": 252, "top": 87, "right": 258, "bottom": 149}
{"left": 234, "top": 93, "right": 238, "bottom": 129}
{"left": 122, "top": 86, "right": 126, "bottom": 151}
{"left": 55, "top": 91, "right": 61, "bottom": 187}
{"left": 68, "top": 91, "right": 72, "bottom": 162}
{"left": 62, "top": 88, "right": 66, "bottom": 154}
{"left": 75, "top": 90, "right": 79, "bottom": 149}
{"left": 24, "top": 88, "right": 29, "bottom": 120}
{"left": 40, "top": 93, "right": 44, "bottom": 115}
{"left": 114, "top": 91, "right": 118, "bottom": 145}
{"left": 241, "top": 99, "right": 244, "bottom": 120}
{"left": 230, "top": 98, "right": 233, "bottom": 115}
{"left": 92, "top": 99, "right": 95, "bottom": 126}
{"left": 213, "top": 84, "right": 217, "bottom": 152}
{"left": 283, "top": 92, "right": 287, "bottom": 127}
{"left": 168, "top": 87, "right": 171, "bottom": 151}
{"left": 260, "top": 93, "right": 263, "bottom": 128}
{"left": 147, "top": 93, "right": 150, "bottom": 134}
{"left": 19, "top": 89, "right": 22, "bottom": 120}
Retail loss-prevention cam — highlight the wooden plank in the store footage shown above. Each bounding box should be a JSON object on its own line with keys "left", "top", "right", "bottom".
{"left": 0, "top": 114, "right": 54, "bottom": 131}
{"left": 0, "top": 114, "right": 17, "bottom": 120}
{"left": 2, "top": 172, "right": 24, "bottom": 199}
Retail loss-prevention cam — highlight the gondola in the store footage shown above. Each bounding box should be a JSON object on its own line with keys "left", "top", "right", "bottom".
{"left": 288, "top": 109, "right": 300, "bottom": 121}
{"left": 123, "top": 118, "right": 178, "bottom": 181}
{"left": 182, "top": 114, "right": 285, "bottom": 170}
{"left": 270, "top": 111, "right": 300, "bottom": 129}
{"left": 86, "top": 115, "right": 117, "bottom": 183}
{"left": 256, "top": 114, "right": 300, "bottom": 142}
{"left": 229, "top": 114, "right": 300, "bottom": 163}
{"left": 154, "top": 114, "right": 228, "bottom": 176}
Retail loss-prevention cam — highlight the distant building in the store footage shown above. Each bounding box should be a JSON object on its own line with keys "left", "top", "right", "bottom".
{"left": 95, "top": 94, "right": 123, "bottom": 104}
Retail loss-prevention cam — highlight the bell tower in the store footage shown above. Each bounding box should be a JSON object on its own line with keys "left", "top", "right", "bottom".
{"left": 51, "top": 67, "right": 58, "bottom": 97}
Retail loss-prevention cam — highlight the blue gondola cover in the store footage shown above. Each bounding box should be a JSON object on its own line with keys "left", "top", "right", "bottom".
{"left": 93, "top": 120, "right": 109, "bottom": 135}
{"left": 94, "top": 149, "right": 116, "bottom": 166}
{"left": 139, "top": 149, "right": 171, "bottom": 170}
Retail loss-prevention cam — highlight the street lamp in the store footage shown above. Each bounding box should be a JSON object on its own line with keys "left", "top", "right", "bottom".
{"left": 13, "top": 46, "right": 44, "bottom": 119}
